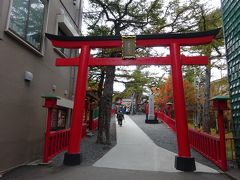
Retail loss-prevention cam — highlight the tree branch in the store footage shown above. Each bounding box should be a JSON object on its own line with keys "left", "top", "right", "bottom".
{"left": 91, "top": 0, "right": 116, "bottom": 21}
{"left": 119, "top": 0, "right": 134, "bottom": 19}
{"left": 114, "top": 79, "right": 128, "bottom": 84}
{"left": 89, "top": 11, "right": 104, "bottom": 29}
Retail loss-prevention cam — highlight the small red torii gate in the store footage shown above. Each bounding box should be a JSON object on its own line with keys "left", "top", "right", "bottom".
{"left": 46, "top": 28, "right": 220, "bottom": 171}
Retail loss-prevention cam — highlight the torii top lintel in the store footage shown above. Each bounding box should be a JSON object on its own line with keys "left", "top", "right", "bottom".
{"left": 46, "top": 28, "right": 220, "bottom": 49}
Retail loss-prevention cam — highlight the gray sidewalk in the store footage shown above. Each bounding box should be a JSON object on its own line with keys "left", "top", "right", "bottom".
{"left": 94, "top": 115, "right": 218, "bottom": 172}
{"left": 130, "top": 114, "right": 219, "bottom": 169}
{"left": 1, "top": 166, "right": 232, "bottom": 180}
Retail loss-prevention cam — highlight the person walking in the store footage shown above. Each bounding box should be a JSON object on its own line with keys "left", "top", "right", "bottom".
{"left": 117, "top": 111, "right": 124, "bottom": 126}
{"left": 145, "top": 102, "right": 149, "bottom": 121}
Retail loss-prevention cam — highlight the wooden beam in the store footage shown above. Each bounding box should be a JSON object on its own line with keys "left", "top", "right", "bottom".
{"left": 88, "top": 57, "right": 171, "bottom": 66}
{"left": 181, "top": 56, "right": 208, "bottom": 65}
{"left": 55, "top": 55, "right": 208, "bottom": 67}
{"left": 56, "top": 58, "right": 79, "bottom": 66}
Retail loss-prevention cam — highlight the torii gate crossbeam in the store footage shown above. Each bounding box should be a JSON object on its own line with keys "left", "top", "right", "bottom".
{"left": 46, "top": 28, "right": 220, "bottom": 172}
{"left": 55, "top": 56, "right": 208, "bottom": 66}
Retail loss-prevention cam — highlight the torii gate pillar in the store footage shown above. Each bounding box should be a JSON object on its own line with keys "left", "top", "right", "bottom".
{"left": 171, "top": 43, "right": 195, "bottom": 171}
{"left": 63, "top": 46, "right": 90, "bottom": 165}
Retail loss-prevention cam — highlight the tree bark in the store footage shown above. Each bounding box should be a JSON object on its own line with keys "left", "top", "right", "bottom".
{"left": 97, "top": 66, "right": 116, "bottom": 145}
{"left": 96, "top": 97, "right": 105, "bottom": 143}
{"left": 202, "top": 65, "right": 211, "bottom": 133}
{"left": 195, "top": 79, "right": 202, "bottom": 127}
{"left": 96, "top": 69, "right": 105, "bottom": 144}
{"left": 98, "top": 24, "right": 120, "bottom": 144}
{"left": 135, "top": 94, "right": 141, "bottom": 113}
{"left": 101, "top": 66, "right": 115, "bottom": 144}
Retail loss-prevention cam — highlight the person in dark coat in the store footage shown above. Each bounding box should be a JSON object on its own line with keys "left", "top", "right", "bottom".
{"left": 145, "top": 102, "right": 149, "bottom": 120}
{"left": 117, "top": 111, "right": 124, "bottom": 126}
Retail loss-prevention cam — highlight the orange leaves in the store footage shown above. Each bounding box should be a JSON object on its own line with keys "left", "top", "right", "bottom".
{"left": 154, "top": 76, "right": 173, "bottom": 106}
{"left": 154, "top": 75, "right": 195, "bottom": 108}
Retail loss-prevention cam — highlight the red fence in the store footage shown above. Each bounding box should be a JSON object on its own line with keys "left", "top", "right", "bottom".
{"left": 188, "top": 129, "right": 224, "bottom": 169}
{"left": 43, "top": 128, "right": 70, "bottom": 163}
{"left": 155, "top": 111, "right": 227, "bottom": 171}
{"left": 156, "top": 112, "right": 176, "bottom": 132}
{"left": 43, "top": 106, "right": 115, "bottom": 163}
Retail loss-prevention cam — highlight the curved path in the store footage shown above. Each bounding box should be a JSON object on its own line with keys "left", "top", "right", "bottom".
{"left": 94, "top": 115, "right": 218, "bottom": 173}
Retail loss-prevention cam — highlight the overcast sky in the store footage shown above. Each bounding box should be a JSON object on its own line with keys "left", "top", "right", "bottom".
{"left": 202, "top": 0, "right": 221, "bottom": 8}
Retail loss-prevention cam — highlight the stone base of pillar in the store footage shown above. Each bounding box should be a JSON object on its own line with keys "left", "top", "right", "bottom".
{"left": 63, "top": 152, "right": 82, "bottom": 166}
{"left": 145, "top": 119, "right": 159, "bottom": 124}
{"left": 175, "top": 156, "right": 196, "bottom": 171}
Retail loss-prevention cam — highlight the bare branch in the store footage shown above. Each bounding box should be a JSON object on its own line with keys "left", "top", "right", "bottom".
{"left": 89, "top": 11, "right": 104, "bottom": 29}
{"left": 119, "top": 0, "right": 134, "bottom": 19}
{"left": 213, "top": 45, "right": 223, "bottom": 57}
{"left": 114, "top": 79, "right": 128, "bottom": 84}
{"left": 91, "top": 0, "right": 116, "bottom": 21}
{"left": 199, "top": 5, "right": 207, "bottom": 31}
{"left": 209, "top": 55, "right": 226, "bottom": 61}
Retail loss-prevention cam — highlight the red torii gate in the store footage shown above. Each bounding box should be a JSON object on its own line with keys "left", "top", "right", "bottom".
{"left": 46, "top": 28, "right": 220, "bottom": 171}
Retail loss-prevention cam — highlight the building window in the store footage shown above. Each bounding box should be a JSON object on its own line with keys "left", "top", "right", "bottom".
{"left": 8, "top": 0, "right": 45, "bottom": 50}
{"left": 58, "top": 28, "right": 72, "bottom": 57}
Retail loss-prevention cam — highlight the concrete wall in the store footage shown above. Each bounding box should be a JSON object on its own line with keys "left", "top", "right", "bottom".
{"left": 0, "top": 0, "right": 82, "bottom": 172}
{"left": 0, "top": 0, "right": 7, "bottom": 39}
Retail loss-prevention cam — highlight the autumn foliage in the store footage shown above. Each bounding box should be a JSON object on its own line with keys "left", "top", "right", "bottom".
{"left": 153, "top": 75, "right": 196, "bottom": 112}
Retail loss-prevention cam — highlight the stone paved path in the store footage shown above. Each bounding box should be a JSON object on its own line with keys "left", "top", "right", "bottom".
{"left": 94, "top": 115, "right": 218, "bottom": 173}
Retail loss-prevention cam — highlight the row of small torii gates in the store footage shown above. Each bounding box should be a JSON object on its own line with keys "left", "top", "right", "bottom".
{"left": 46, "top": 28, "right": 221, "bottom": 171}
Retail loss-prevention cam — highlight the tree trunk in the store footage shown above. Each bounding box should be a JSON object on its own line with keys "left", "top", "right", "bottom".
{"left": 96, "top": 97, "right": 105, "bottom": 143}
{"left": 195, "top": 80, "right": 202, "bottom": 127}
{"left": 135, "top": 94, "right": 140, "bottom": 113}
{"left": 97, "top": 24, "right": 120, "bottom": 144}
{"left": 102, "top": 66, "right": 115, "bottom": 144}
{"left": 130, "top": 92, "right": 135, "bottom": 115}
{"left": 202, "top": 65, "right": 211, "bottom": 133}
{"left": 96, "top": 69, "right": 105, "bottom": 144}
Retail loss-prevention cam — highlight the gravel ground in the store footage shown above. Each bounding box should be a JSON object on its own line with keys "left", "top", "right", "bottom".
{"left": 80, "top": 116, "right": 117, "bottom": 166}
{"left": 52, "top": 116, "right": 117, "bottom": 166}
{"left": 129, "top": 114, "right": 220, "bottom": 170}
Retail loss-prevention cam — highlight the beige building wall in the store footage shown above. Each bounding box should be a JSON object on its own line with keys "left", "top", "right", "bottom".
{"left": 0, "top": 0, "right": 83, "bottom": 172}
